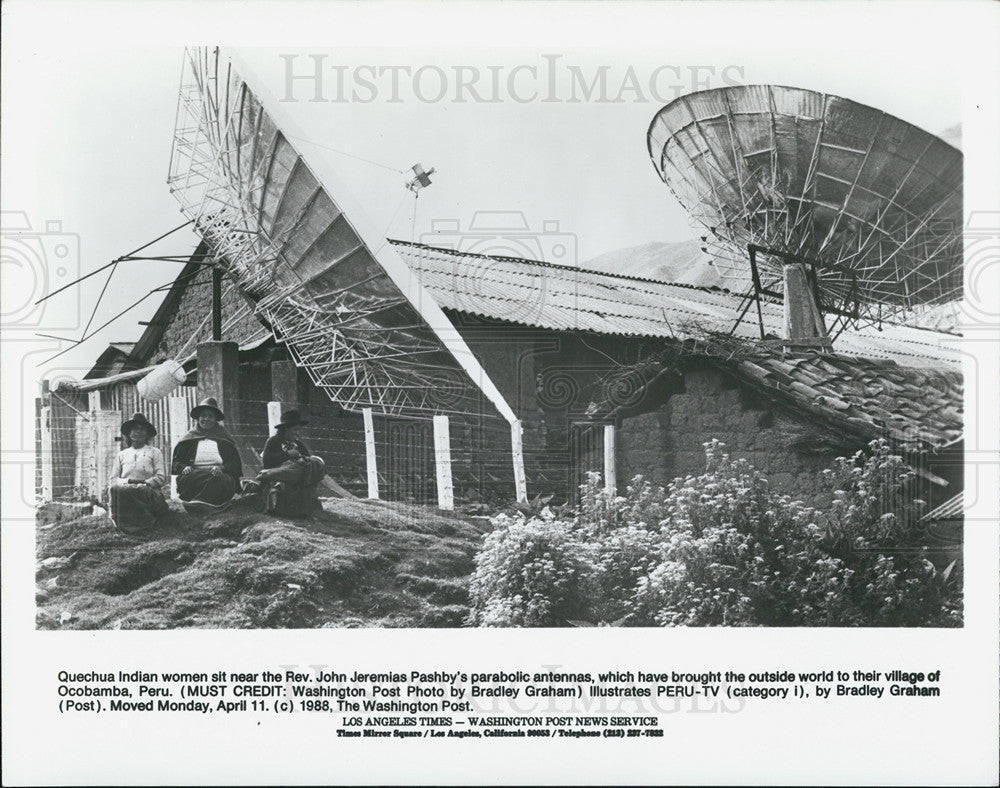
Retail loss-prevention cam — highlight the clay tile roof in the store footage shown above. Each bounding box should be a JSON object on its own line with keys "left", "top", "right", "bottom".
{"left": 730, "top": 351, "right": 961, "bottom": 452}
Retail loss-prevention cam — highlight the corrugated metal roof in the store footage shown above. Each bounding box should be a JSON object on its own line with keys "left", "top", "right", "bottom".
{"left": 391, "top": 241, "right": 961, "bottom": 370}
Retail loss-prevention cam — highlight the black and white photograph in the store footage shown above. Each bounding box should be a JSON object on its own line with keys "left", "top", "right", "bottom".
{"left": 3, "top": 1, "right": 998, "bottom": 784}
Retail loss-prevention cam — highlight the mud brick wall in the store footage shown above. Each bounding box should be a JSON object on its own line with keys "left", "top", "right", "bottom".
{"left": 458, "top": 320, "right": 639, "bottom": 503}
{"left": 619, "top": 367, "right": 849, "bottom": 508}
{"left": 617, "top": 411, "right": 671, "bottom": 488}
{"left": 154, "top": 276, "right": 262, "bottom": 363}
{"left": 458, "top": 325, "right": 541, "bottom": 498}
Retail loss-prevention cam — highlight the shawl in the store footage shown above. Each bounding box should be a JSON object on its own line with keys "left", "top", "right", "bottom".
{"left": 176, "top": 423, "right": 238, "bottom": 448}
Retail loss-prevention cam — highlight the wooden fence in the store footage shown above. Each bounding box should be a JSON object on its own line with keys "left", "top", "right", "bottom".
{"left": 38, "top": 382, "right": 199, "bottom": 502}
{"left": 38, "top": 378, "right": 580, "bottom": 510}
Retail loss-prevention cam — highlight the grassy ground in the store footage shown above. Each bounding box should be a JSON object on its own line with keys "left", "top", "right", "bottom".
{"left": 35, "top": 496, "right": 492, "bottom": 630}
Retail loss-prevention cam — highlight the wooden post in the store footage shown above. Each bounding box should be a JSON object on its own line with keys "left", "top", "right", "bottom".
{"left": 511, "top": 419, "right": 527, "bottom": 504}
{"left": 363, "top": 408, "right": 379, "bottom": 499}
{"left": 86, "top": 392, "right": 100, "bottom": 499}
{"left": 212, "top": 265, "right": 223, "bottom": 341}
{"left": 73, "top": 415, "right": 88, "bottom": 490}
{"left": 267, "top": 402, "right": 283, "bottom": 435}
{"left": 603, "top": 423, "right": 617, "bottom": 497}
{"left": 93, "top": 412, "right": 120, "bottom": 502}
{"left": 433, "top": 415, "right": 454, "bottom": 511}
{"left": 39, "top": 405, "right": 53, "bottom": 502}
{"left": 167, "top": 396, "right": 189, "bottom": 500}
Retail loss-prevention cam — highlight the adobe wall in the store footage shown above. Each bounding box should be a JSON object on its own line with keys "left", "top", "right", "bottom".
{"left": 153, "top": 274, "right": 262, "bottom": 364}
{"left": 458, "top": 320, "right": 642, "bottom": 503}
{"left": 618, "top": 367, "right": 847, "bottom": 509}
{"left": 140, "top": 277, "right": 860, "bottom": 509}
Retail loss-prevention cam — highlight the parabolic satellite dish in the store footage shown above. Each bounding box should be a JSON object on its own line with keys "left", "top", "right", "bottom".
{"left": 167, "top": 48, "right": 515, "bottom": 422}
{"left": 647, "top": 85, "right": 963, "bottom": 333}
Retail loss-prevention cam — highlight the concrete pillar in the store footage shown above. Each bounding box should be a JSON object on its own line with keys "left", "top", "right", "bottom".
{"left": 270, "top": 359, "right": 308, "bottom": 404}
{"left": 197, "top": 341, "right": 240, "bottom": 426}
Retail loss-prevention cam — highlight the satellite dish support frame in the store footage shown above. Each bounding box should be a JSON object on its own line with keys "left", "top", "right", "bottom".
{"left": 741, "top": 244, "right": 861, "bottom": 347}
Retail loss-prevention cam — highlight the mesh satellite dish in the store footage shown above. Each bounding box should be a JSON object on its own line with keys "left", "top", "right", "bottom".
{"left": 167, "top": 48, "right": 516, "bottom": 422}
{"left": 647, "top": 85, "right": 963, "bottom": 342}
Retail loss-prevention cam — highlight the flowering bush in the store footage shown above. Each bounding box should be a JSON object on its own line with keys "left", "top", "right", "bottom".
{"left": 629, "top": 443, "right": 840, "bottom": 626}
{"left": 467, "top": 513, "right": 591, "bottom": 627}
{"left": 468, "top": 440, "right": 961, "bottom": 627}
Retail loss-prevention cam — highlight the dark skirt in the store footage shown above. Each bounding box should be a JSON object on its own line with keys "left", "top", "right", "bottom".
{"left": 110, "top": 484, "right": 170, "bottom": 535}
{"left": 258, "top": 456, "right": 326, "bottom": 517}
{"left": 176, "top": 468, "right": 238, "bottom": 506}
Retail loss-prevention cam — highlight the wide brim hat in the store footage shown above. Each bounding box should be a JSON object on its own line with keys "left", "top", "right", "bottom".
{"left": 122, "top": 412, "right": 157, "bottom": 437}
{"left": 190, "top": 397, "right": 225, "bottom": 421}
{"left": 275, "top": 409, "right": 308, "bottom": 429}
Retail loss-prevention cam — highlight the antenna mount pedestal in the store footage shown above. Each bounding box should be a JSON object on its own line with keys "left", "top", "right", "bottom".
{"left": 782, "top": 262, "right": 828, "bottom": 343}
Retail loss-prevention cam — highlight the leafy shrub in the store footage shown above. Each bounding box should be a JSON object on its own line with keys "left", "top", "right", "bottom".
{"left": 586, "top": 522, "right": 661, "bottom": 624}
{"left": 468, "top": 439, "right": 961, "bottom": 627}
{"left": 634, "top": 440, "right": 959, "bottom": 626}
{"left": 817, "top": 440, "right": 961, "bottom": 626}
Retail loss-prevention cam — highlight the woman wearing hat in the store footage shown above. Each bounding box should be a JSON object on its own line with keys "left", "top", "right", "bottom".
{"left": 171, "top": 397, "right": 243, "bottom": 512}
{"left": 257, "top": 410, "right": 326, "bottom": 517}
{"left": 109, "top": 413, "right": 170, "bottom": 534}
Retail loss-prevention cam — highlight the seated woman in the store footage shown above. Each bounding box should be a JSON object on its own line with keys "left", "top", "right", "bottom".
{"left": 257, "top": 410, "right": 326, "bottom": 517}
{"left": 171, "top": 397, "right": 242, "bottom": 513}
{"left": 109, "top": 412, "right": 170, "bottom": 535}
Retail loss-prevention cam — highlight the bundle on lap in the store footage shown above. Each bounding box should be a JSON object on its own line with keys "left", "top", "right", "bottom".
{"left": 257, "top": 410, "right": 325, "bottom": 517}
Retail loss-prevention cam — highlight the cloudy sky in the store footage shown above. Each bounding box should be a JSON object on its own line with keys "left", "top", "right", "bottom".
{"left": 1, "top": 3, "right": 969, "bottom": 381}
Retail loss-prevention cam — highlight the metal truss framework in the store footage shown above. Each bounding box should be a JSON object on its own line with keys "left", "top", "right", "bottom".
{"left": 648, "top": 85, "right": 963, "bottom": 330}
{"left": 167, "top": 47, "right": 497, "bottom": 419}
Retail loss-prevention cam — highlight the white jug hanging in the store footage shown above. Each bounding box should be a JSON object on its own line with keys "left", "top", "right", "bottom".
{"left": 136, "top": 360, "right": 187, "bottom": 401}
